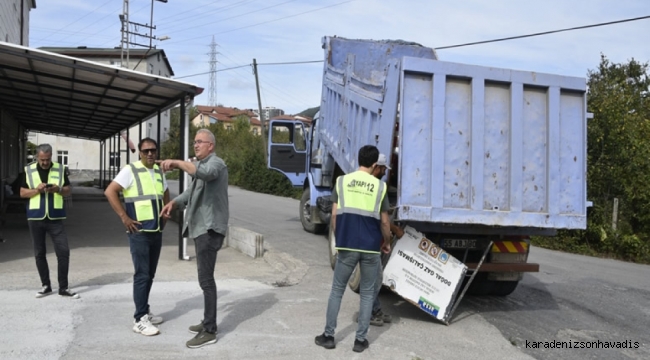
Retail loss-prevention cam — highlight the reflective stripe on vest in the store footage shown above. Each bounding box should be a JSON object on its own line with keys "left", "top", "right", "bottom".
{"left": 122, "top": 161, "right": 164, "bottom": 232}
{"left": 25, "top": 162, "right": 66, "bottom": 220}
{"left": 334, "top": 170, "right": 386, "bottom": 253}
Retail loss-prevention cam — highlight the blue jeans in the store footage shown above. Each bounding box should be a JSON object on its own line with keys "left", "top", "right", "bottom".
{"left": 372, "top": 261, "right": 383, "bottom": 314}
{"left": 28, "top": 219, "right": 70, "bottom": 289}
{"left": 195, "top": 230, "right": 225, "bottom": 334}
{"left": 324, "top": 250, "right": 380, "bottom": 342}
{"left": 129, "top": 231, "right": 162, "bottom": 321}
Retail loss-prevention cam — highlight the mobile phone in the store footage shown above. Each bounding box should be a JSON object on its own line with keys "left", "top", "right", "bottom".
{"left": 45, "top": 184, "right": 53, "bottom": 188}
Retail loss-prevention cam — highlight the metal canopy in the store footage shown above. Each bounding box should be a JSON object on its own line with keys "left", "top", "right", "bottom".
{"left": 0, "top": 41, "right": 202, "bottom": 141}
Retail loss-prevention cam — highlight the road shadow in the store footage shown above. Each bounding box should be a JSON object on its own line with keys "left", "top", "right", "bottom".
{"left": 217, "top": 292, "right": 278, "bottom": 338}
{"left": 73, "top": 272, "right": 134, "bottom": 294}
{"left": 156, "top": 292, "right": 215, "bottom": 323}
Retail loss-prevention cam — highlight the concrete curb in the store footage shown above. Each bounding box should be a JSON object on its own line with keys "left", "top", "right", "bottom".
{"left": 225, "top": 226, "right": 264, "bottom": 259}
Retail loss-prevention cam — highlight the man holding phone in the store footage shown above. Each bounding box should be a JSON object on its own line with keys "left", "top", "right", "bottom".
{"left": 105, "top": 138, "right": 169, "bottom": 336}
{"left": 20, "top": 143, "right": 77, "bottom": 299}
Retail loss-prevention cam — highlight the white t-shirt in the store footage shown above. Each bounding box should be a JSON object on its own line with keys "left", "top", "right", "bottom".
{"left": 114, "top": 164, "right": 168, "bottom": 192}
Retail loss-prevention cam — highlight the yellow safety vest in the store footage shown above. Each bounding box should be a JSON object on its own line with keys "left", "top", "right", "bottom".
{"left": 335, "top": 170, "right": 386, "bottom": 253}
{"left": 25, "top": 162, "right": 66, "bottom": 220}
{"left": 122, "top": 161, "right": 165, "bottom": 232}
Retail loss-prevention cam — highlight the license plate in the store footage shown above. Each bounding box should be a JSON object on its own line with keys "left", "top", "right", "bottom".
{"left": 442, "top": 239, "right": 478, "bottom": 249}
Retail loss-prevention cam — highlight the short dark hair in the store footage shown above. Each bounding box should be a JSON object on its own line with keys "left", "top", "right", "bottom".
{"left": 358, "top": 145, "right": 379, "bottom": 168}
{"left": 138, "top": 137, "right": 158, "bottom": 151}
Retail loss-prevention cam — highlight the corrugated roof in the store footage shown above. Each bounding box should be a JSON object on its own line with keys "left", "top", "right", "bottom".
{"left": 0, "top": 42, "right": 202, "bottom": 141}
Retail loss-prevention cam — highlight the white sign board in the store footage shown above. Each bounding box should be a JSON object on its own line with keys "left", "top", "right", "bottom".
{"left": 383, "top": 226, "right": 467, "bottom": 323}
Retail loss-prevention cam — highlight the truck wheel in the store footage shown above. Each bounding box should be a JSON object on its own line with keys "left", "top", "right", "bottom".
{"left": 300, "top": 188, "right": 326, "bottom": 234}
{"left": 328, "top": 225, "right": 337, "bottom": 270}
{"left": 464, "top": 273, "right": 494, "bottom": 296}
{"left": 348, "top": 264, "right": 361, "bottom": 293}
{"left": 490, "top": 281, "right": 519, "bottom": 296}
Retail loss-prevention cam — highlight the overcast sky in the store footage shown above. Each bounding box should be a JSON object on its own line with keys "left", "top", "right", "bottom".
{"left": 29, "top": 0, "right": 650, "bottom": 115}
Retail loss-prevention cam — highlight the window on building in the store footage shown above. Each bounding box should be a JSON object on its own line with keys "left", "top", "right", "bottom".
{"left": 57, "top": 150, "right": 69, "bottom": 166}
{"left": 252, "top": 128, "right": 259, "bottom": 136}
{"left": 149, "top": 63, "right": 154, "bottom": 74}
{"left": 110, "top": 60, "right": 121, "bottom": 67}
{"left": 226, "top": 125, "right": 232, "bottom": 131}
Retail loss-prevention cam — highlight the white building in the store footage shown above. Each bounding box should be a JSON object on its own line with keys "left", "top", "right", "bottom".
{"left": 255, "top": 106, "right": 284, "bottom": 122}
{"left": 0, "top": 0, "right": 36, "bottom": 184}
{"left": 0, "top": 0, "right": 34, "bottom": 45}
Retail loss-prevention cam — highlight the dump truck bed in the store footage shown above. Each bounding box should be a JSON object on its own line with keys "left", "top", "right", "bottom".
{"left": 319, "top": 36, "right": 588, "bottom": 230}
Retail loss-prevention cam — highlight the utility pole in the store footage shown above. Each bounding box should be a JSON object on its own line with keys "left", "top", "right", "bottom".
{"left": 253, "top": 58, "right": 268, "bottom": 161}
{"left": 119, "top": 0, "right": 130, "bottom": 69}
{"left": 208, "top": 36, "right": 218, "bottom": 107}
{"left": 120, "top": 0, "right": 167, "bottom": 69}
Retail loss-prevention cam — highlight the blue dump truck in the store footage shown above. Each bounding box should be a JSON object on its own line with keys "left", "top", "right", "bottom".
{"left": 268, "top": 36, "right": 589, "bottom": 296}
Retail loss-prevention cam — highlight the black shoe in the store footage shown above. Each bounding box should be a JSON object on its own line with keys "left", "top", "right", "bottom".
{"left": 314, "top": 333, "right": 335, "bottom": 349}
{"left": 353, "top": 339, "right": 369, "bottom": 353}
{"left": 35, "top": 285, "right": 53, "bottom": 298}
{"left": 58, "top": 288, "right": 80, "bottom": 299}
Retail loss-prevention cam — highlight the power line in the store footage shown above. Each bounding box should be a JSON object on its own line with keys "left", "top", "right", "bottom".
{"left": 175, "top": 64, "right": 251, "bottom": 79}
{"left": 160, "top": 0, "right": 260, "bottom": 33}
{"left": 37, "top": 0, "right": 114, "bottom": 42}
{"left": 172, "top": 14, "right": 650, "bottom": 80}
{"left": 436, "top": 15, "right": 650, "bottom": 50}
{"left": 174, "top": 59, "right": 322, "bottom": 79}
{"left": 161, "top": 0, "right": 355, "bottom": 46}
{"left": 155, "top": 0, "right": 226, "bottom": 22}
{"left": 258, "top": 60, "right": 323, "bottom": 66}
{"left": 162, "top": 0, "right": 299, "bottom": 35}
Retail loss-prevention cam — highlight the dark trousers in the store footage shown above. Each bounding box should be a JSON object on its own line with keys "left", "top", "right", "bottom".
{"left": 194, "top": 230, "right": 224, "bottom": 333}
{"left": 129, "top": 231, "right": 163, "bottom": 320}
{"left": 28, "top": 219, "right": 70, "bottom": 289}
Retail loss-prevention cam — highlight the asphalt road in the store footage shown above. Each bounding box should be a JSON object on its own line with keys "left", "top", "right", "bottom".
{"left": 168, "top": 181, "right": 650, "bottom": 359}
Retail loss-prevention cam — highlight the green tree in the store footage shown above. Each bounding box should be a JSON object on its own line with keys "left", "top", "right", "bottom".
{"left": 160, "top": 106, "right": 199, "bottom": 161}
{"left": 161, "top": 112, "right": 300, "bottom": 198}
{"left": 298, "top": 106, "right": 320, "bottom": 118}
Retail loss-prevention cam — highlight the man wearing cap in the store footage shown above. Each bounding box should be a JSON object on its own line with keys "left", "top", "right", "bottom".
{"left": 368, "top": 153, "right": 404, "bottom": 326}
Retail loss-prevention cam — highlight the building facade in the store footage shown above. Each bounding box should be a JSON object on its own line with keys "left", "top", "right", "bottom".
{"left": 0, "top": 0, "right": 36, "bottom": 188}
{"left": 255, "top": 106, "right": 284, "bottom": 123}
{"left": 0, "top": 0, "right": 34, "bottom": 45}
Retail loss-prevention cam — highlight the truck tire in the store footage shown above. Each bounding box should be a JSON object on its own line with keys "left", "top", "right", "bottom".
{"left": 328, "top": 225, "right": 337, "bottom": 270}
{"left": 300, "top": 188, "right": 326, "bottom": 234}
{"left": 490, "top": 281, "right": 519, "bottom": 296}
{"left": 348, "top": 264, "right": 361, "bottom": 293}
{"left": 464, "top": 273, "right": 494, "bottom": 296}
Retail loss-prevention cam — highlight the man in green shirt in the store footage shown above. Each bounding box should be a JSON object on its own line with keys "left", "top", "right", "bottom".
{"left": 159, "top": 129, "right": 229, "bottom": 349}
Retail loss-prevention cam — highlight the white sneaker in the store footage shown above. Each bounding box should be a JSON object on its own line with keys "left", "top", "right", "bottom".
{"left": 148, "top": 312, "right": 163, "bottom": 325}
{"left": 133, "top": 315, "right": 160, "bottom": 336}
